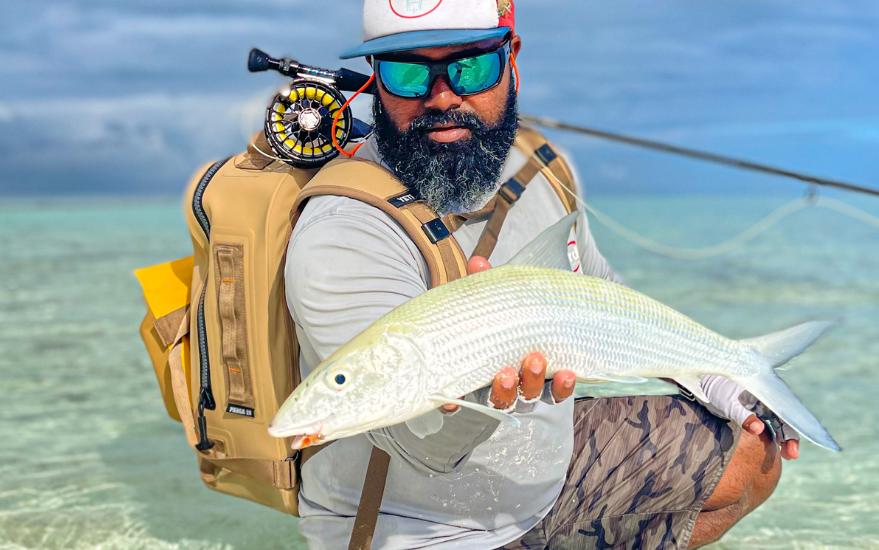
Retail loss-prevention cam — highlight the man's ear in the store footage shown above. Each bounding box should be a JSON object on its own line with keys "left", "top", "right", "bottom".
{"left": 511, "top": 34, "right": 522, "bottom": 58}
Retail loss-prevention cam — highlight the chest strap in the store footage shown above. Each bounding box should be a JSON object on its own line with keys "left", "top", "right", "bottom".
{"left": 470, "top": 129, "right": 577, "bottom": 260}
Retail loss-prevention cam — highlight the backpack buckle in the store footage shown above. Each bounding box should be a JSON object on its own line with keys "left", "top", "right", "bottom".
{"left": 536, "top": 144, "right": 558, "bottom": 166}
{"left": 498, "top": 177, "right": 525, "bottom": 204}
{"left": 422, "top": 218, "right": 451, "bottom": 244}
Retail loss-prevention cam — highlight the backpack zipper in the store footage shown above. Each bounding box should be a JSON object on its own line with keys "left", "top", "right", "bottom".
{"left": 191, "top": 158, "right": 230, "bottom": 451}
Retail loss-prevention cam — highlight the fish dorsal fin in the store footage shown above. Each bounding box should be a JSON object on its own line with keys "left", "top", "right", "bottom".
{"left": 508, "top": 211, "right": 580, "bottom": 271}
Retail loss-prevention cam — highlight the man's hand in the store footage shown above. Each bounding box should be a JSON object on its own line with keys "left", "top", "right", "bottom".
{"left": 440, "top": 256, "right": 578, "bottom": 414}
{"left": 700, "top": 375, "right": 800, "bottom": 461}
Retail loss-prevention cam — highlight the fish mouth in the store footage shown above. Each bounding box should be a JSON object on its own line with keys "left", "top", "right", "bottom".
{"left": 267, "top": 419, "right": 323, "bottom": 447}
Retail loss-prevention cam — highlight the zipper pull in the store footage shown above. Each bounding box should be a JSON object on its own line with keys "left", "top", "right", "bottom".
{"left": 199, "top": 385, "right": 216, "bottom": 411}
{"left": 195, "top": 393, "right": 215, "bottom": 451}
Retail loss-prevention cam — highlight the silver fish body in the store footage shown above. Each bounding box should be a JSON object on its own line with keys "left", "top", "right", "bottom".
{"left": 270, "top": 213, "right": 839, "bottom": 452}
{"left": 379, "top": 265, "right": 757, "bottom": 399}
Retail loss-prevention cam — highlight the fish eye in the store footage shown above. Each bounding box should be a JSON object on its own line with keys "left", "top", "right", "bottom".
{"left": 326, "top": 368, "right": 352, "bottom": 392}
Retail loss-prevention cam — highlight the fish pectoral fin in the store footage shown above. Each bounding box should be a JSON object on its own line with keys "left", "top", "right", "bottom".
{"left": 673, "top": 374, "right": 709, "bottom": 402}
{"left": 405, "top": 409, "right": 445, "bottom": 439}
{"left": 428, "top": 397, "right": 521, "bottom": 428}
{"left": 508, "top": 211, "right": 580, "bottom": 272}
{"left": 585, "top": 374, "right": 648, "bottom": 384}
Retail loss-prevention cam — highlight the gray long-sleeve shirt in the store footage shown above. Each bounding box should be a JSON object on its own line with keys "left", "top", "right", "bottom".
{"left": 285, "top": 138, "right": 617, "bottom": 549}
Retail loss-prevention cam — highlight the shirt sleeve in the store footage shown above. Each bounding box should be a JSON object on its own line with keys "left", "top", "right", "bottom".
{"left": 285, "top": 203, "right": 499, "bottom": 476}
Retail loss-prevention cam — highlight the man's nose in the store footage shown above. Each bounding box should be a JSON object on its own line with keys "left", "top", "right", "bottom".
{"left": 423, "top": 77, "right": 463, "bottom": 111}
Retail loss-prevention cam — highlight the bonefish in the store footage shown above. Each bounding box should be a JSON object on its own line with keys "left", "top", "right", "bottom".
{"left": 269, "top": 212, "right": 839, "bottom": 452}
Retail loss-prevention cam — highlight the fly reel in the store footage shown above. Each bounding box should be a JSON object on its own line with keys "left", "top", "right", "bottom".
{"left": 265, "top": 81, "right": 351, "bottom": 168}
{"left": 249, "top": 49, "right": 375, "bottom": 169}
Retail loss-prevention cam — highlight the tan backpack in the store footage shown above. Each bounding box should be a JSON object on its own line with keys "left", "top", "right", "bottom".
{"left": 136, "top": 126, "right": 576, "bottom": 548}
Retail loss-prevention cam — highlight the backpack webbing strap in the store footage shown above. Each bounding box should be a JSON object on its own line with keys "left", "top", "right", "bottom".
{"left": 165, "top": 307, "right": 198, "bottom": 449}
{"left": 347, "top": 447, "right": 392, "bottom": 550}
{"left": 471, "top": 149, "right": 543, "bottom": 260}
{"left": 516, "top": 126, "right": 578, "bottom": 214}
{"left": 153, "top": 306, "right": 189, "bottom": 348}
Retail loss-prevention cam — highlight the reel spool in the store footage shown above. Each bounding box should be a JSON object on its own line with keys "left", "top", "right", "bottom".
{"left": 264, "top": 80, "right": 351, "bottom": 169}
{"left": 249, "top": 49, "right": 375, "bottom": 169}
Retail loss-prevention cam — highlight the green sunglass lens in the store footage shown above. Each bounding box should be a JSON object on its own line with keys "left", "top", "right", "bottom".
{"left": 380, "top": 62, "right": 430, "bottom": 98}
{"left": 448, "top": 53, "right": 501, "bottom": 95}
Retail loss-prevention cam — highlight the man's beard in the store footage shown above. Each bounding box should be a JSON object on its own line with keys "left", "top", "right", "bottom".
{"left": 372, "top": 79, "right": 519, "bottom": 214}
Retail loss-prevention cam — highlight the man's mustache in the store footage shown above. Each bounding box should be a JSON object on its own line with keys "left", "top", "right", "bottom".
{"left": 409, "top": 109, "right": 485, "bottom": 134}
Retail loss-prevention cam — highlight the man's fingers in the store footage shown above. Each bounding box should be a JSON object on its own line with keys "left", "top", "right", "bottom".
{"left": 441, "top": 403, "right": 460, "bottom": 414}
{"left": 490, "top": 366, "right": 519, "bottom": 410}
{"left": 743, "top": 413, "right": 799, "bottom": 459}
{"left": 550, "top": 370, "right": 577, "bottom": 403}
{"left": 781, "top": 439, "right": 800, "bottom": 461}
{"left": 468, "top": 256, "right": 492, "bottom": 275}
{"left": 743, "top": 414, "right": 765, "bottom": 436}
{"left": 520, "top": 353, "right": 547, "bottom": 400}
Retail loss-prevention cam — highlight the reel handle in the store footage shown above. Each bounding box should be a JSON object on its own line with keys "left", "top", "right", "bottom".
{"left": 248, "top": 48, "right": 300, "bottom": 76}
{"left": 334, "top": 69, "right": 375, "bottom": 94}
{"left": 248, "top": 48, "right": 375, "bottom": 94}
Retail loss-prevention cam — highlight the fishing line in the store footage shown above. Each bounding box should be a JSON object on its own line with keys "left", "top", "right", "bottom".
{"left": 522, "top": 115, "right": 879, "bottom": 198}
{"left": 540, "top": 167, "right": 879, "bottom": 260}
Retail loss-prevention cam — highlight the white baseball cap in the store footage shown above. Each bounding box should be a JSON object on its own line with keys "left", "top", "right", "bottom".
{"left": 341, "top": 0, "right": 516, "bottom": 59}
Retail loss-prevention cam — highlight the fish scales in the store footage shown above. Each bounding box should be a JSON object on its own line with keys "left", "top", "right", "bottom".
{"left": 378, "top": 266, "right": 754, "bottom": 399}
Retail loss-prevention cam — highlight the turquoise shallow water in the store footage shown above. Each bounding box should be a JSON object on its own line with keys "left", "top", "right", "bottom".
{"left": 1, "top": 194, "right": 877, "bottom": 549}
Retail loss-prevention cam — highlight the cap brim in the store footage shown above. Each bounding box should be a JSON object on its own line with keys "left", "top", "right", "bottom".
{"left": 340, "top": 28, "right": 510, "bottom": 59}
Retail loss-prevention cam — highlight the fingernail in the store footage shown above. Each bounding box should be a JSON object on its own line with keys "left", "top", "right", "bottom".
{"left": 501, "top": 375, "right": 516, "bottom": 390}
{"left": 528, "top": 362, "right": 543, "bottom": 376}
{"left": 563, "top": 378, "right": 575, "bottom": 389}
{"left": 748, "top": 421, "right": 760, "bottom": 434}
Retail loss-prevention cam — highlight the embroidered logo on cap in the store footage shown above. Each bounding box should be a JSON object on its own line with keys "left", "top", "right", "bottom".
{"left": 389, "top": 0, "right": 444, "bottom": 18}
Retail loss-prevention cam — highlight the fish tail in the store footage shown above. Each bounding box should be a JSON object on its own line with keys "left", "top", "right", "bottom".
{"left": 734, "top": 370, "right": 840, "bottom": 451}
{"left": 733, "top": 320, "right": 839, "bottom": 451}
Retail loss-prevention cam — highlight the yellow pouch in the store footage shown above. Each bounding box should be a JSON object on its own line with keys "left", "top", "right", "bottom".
{"left": 135, "top": 256, "right": 194, "bottom": 422}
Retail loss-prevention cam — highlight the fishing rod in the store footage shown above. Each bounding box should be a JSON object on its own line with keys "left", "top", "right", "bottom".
{"left": 521, "top": 115, "right": 879, "bottom": 198}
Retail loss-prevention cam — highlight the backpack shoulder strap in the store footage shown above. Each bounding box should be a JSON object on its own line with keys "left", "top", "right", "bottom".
{"left": 515, "top": 125, "right": 579, "bottom": 214}
{"left": 295, "top": 157, "right": 469, "bottom": 289}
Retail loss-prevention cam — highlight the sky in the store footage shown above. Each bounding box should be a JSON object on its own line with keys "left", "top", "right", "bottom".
{"left": 1, "top": 0, "right": 878, "bottom": 197}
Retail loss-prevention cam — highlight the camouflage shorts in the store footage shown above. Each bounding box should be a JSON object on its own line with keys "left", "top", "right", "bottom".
{"left": 498, "top": 395, "right": 740, "bottom": 550}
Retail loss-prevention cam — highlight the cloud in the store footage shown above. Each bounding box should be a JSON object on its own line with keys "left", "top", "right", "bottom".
{"left": 0, "top": 92, "right": 257, "bottom": 195}
{"left": 1, "top": 0, "right": 877, "bottom": 195}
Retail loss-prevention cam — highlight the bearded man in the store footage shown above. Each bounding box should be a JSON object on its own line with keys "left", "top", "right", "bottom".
{"left": 285, "top": 1, "right": 799, "bottom": 548}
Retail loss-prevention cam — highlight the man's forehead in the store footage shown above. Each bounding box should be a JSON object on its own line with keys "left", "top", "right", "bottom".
{"left": 377, "top": 37, "right": 506, "bottom": 62}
